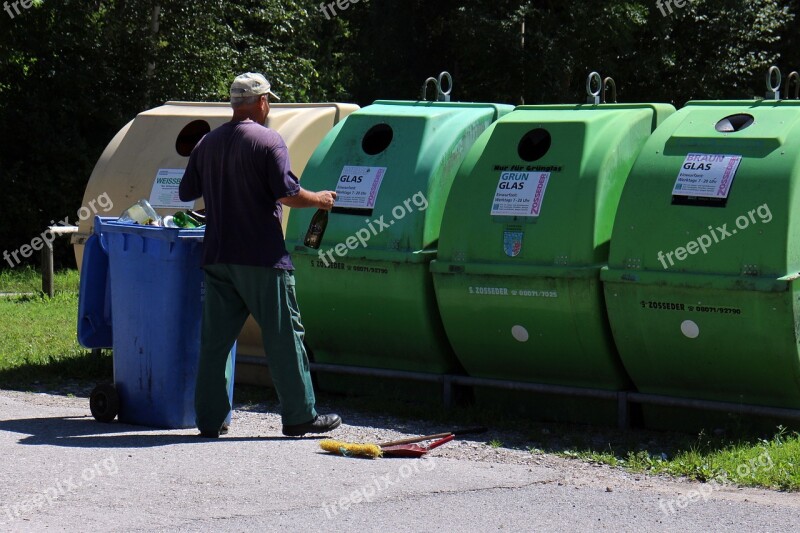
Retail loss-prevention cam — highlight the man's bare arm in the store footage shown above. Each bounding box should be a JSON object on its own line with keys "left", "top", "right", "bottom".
{"left": 280, "top": 188, "right": 337, "bottom": 210}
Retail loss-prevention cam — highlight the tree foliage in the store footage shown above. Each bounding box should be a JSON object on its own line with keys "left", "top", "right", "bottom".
{"left": 0, "top": 0, "right": 797, "bottom": 268}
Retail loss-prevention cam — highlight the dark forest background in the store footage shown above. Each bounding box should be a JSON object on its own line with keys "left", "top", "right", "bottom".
{"left": 1, "top": 0, "right": 798, "bottom": 268}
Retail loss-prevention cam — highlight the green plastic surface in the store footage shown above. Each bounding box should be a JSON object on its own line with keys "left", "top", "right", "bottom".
{"left": 286, "top": 100, "right": 513, "bottom": 373}
{"left": 602, "top": 100, "right": 800, "bottom": 408}
{"left": 432, "top": 103, "right": 675, "bottom": 390}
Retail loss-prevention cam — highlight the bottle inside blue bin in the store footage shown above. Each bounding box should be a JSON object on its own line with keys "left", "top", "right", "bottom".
{"left": 117, "top": 199, "right": 161, "bottom": 226}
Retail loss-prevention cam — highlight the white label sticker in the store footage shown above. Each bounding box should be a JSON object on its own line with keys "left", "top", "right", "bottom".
{"left": 672, "top": 154, "right": 742, "bottom": 199}
{"left": 149, "top": 169, "right": 195, "bottom": 209}
{"left": 333, "top": 166, "right": 387, "bottom": 210}
{"left": 491, "top": 172, "right": 551, "bottom": 217}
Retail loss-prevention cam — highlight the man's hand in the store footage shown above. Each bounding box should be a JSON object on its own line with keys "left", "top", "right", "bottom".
{"left": 316, "top": 191, "right": 337, "bottom": 211}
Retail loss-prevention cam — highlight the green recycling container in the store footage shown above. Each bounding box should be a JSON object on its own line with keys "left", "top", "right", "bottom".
{"left": 602, "top": 100, "right": 800, "bottom": 410}
{"left": 431, "top": 103, "right": 675, "bottom": 390}
{"left": 286, "top": 100, "right": 513, "bottom": 373}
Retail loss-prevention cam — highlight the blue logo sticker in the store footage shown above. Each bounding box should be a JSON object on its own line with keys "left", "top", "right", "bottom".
{"left": 503, "top": 231, "right": 523, "bottom": 258}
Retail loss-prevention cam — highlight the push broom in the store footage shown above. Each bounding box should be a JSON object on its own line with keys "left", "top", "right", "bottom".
{"left": 320, "top": 427, "right": 487, "bottom": 459}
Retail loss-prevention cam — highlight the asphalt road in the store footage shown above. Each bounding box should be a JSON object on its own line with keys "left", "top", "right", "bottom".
{"left": 0, "top": 390, "right": 798, "bottom": 532}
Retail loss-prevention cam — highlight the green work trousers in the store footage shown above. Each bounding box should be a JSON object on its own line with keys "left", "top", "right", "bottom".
{"left": 195, "top": 264, "right": 317, "bottom": 432}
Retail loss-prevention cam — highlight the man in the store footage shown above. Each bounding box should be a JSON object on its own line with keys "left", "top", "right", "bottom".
{"left": 179, "top": 72, "right": 342, "bottom": 438}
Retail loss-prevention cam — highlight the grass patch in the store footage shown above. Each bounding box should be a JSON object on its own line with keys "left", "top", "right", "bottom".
{"left": 0, "top": 266, "right": 80, "bottom": 294}
{"left": 558, "top": 427, "right": 800, "bottom": 491}
{"left": 0, "top": 269, "right": 110, "bottom": 387}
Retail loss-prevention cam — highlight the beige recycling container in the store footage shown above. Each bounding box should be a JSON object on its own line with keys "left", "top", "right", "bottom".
{"left": 74, "top": 101, "right": 359, "bottom": 379}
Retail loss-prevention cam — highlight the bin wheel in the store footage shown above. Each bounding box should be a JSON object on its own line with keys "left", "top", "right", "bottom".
{"left": 90, "top": 384, "right": 119, "bottom": 423}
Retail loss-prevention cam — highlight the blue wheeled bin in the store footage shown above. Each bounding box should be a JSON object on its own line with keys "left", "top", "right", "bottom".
{"left": 78, "top": 217, "right": 235, "bottom": 429}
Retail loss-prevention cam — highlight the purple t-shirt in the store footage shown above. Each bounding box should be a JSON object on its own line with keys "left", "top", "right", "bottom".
{"left": 179, "top": 120, "right": 300, "bottom": 269}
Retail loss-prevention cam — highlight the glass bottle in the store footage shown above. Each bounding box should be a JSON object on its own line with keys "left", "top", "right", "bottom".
{"left": 118, "top": 199, "right": 161, "bottom": 226}
{"left": 173, "top": 211, "right": 202, "bottom": 228}
{"left": 304, "top": 209, "right": 328, "bottom": 249}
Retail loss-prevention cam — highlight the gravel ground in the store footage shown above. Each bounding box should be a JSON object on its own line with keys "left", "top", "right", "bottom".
{"left": 0, "top": 384, "right": 782, "bottom": 487}
{"left": 2, "top": 383, "right": 547, "bottom": 466}
{"left": 2, "top": 386, "right": 800, "bottom": 532}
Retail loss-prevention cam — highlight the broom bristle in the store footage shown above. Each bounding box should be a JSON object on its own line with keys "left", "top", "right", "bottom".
{"left": 320, "top": 439, "right": 382, "bottom": 459}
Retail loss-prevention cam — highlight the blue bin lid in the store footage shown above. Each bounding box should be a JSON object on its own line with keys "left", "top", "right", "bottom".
{"left": 96, "top": 218, "right": 205, "bottom": 242}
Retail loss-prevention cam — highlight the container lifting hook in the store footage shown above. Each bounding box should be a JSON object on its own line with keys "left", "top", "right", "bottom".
{"left": 586, "top": 72, "right": 617, "bottom": 104}
{"left": 766, "top": 66, "right": 782, "bottom": 101}
{"left": 586, "top": 72, "right": 603, "bottom": 104}
{"left": 603, "top": 77, "right": 618, "bottom": 104}
{"left": 787, "top": 71, "right": 800, "bottom": 100}
{"left": 420, "top": 71, "right": 453, "bottom": 102}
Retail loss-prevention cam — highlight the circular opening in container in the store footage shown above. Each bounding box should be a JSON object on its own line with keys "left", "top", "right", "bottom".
{"left": 176, "top": 120, "right": 211, "bottom": 157}
{"left": 715, "top": 114, "right": 755, "bottom": 133}
{"left": 362, "top": 124, "right": 394, "bottom": 155}
{"left": 517, "top": 128, "right": 552, "bottom": 162}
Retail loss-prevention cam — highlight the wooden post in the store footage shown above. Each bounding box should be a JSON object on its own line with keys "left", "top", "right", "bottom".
{"left": 40, "top": 225, "right": 79, "bottom": 298}
{"left": 42, "top": 239, "right": 54, "bottom": 298}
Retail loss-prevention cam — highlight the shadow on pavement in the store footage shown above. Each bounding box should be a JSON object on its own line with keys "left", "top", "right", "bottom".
{"left": 0, "top": 416, "right": 326, "bottom": 448}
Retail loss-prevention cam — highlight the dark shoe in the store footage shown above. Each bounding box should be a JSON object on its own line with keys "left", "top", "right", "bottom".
{"left": 282, "top": 414, "right": 342, "bottom": 437}
{"left": 198, "top": 424, "right": 229, "bottom": 439}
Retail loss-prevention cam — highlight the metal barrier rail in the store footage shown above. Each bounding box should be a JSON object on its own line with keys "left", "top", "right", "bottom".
{"left": 237, "top": 355, "right": 800, "bottom": 429}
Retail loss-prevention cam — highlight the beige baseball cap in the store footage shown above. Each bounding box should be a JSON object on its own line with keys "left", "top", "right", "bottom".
{"left": 230, "top": 72, "right": 280, "bottom": 101}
